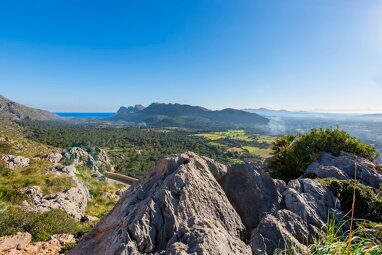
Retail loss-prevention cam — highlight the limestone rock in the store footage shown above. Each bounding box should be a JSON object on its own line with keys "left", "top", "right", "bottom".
{"left": 0, "top": 233, "right": 75, "bottom": 255}
{"left": 45, "top": 152, "right": 63, "bottom": 164}
{"left": 1, "top": 154, "right": 30, "bottom": 169}
{"left": 69, "top": 152, "right": 250, "bottom": 255}
{"left": 0, "top": 232, "right": 31, "bottom": 251}
{"left": 284, "top": 179, "right": 340, "bottom": 229}
{"left": 307, "top": 152, "right": 382, "bottom": 188}
{"left": 23, "top": 185, "right": 87, "bottom": 221}
{"left": 250, "top": 178, "right": 341, "bottom": 255}
{"left": 220, "top": 163, "right": 285, "bottom": 236}
{"left": 251, "top": 210, "right": 308, "bottom": 255}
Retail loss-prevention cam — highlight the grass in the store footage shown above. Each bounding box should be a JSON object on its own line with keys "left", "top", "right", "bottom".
{"left": 277, "top": 158, "right": 382, "bottom": 255}
{"left": 76, "top": 166, "right": 126, "bottom": 218}
{"left": 0, "top": 130, "right": 59, "bottom": 158}
{"left": 0, "top": 161, "right": 76, "bottom": 204}
{"left": 0, "top": 206, "right": 93, "bottom": 242}
{"left": 242, "top": 146, "right": 273, "bottom": 158}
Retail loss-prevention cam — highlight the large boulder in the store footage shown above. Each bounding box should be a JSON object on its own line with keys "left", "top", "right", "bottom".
{"left": 220, "top": 163, "right": 285, "bottom": 236}
{"left": 69, "top": 152, "right": 251, "bottom": 255}
{"left": 250, "top": 178, "right": 341, "bottom": 255}
{"left": 23, "top": 185, "right": 87, "bottom": 221}
{"left": 307, "top": 152, "right": 382, "bottom": 188}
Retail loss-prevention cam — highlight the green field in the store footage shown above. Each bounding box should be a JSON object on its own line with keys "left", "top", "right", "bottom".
{"left": 193, "top": 130, "right": 276, "bottom": 160}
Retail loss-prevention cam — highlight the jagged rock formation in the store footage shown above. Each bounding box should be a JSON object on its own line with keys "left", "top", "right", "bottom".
{"left": 1, "top": 154, "right": 30, "bottom": 169}
{"left": 0, "top": 95, "right": 61, "bottom": 121}
{"left": 307, "top": 151, "right": 382, "bottom": 188}
{"left": 0, "top": 232, "right": 75, "bottom": 255}
{"left": 22, "top": 185, "right": 87, "bottom": 221}
{"left": 69, "top": 152, "right": 342, "bottom": 255}
{"left": 70, "top": 152, "right": 251, "bottom": 255}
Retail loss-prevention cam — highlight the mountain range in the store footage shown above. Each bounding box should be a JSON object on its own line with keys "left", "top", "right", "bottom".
{"left": 111, "top": 103, "right": 269, "bottom": 129}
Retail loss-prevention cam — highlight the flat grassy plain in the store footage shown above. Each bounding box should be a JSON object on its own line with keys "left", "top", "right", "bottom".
{"left": 193, "top": 130, "right": 276, "bottom": 160}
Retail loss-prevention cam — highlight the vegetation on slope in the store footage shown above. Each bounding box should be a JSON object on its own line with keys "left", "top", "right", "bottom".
{"left": 23, "top": 122, "right": 268, "bottom": 178}
{"left": 276, "top": 217, "right": 382, "bottom": 255}
{"left": 269, "top": 128, "right": 378, "bottom": 181}
{"left": 0, "top": 160, "right": 75, "bottom": 204}
{"left": 0, "top": 207, "right": 91, "bottom": 242}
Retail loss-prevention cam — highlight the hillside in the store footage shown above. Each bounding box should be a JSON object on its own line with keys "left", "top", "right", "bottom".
{"left": 111, "top": 103, "right": 269, "bottom": 129}
{"left": 0, "top": 95, "right": 61, "bottom": 121}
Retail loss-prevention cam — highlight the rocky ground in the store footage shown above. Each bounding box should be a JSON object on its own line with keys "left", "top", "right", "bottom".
{"left": 1, "top": 132, "right": 382, "bottom": 254}
{"left": 67, "top": 151, "right": 382, "bottom": 255}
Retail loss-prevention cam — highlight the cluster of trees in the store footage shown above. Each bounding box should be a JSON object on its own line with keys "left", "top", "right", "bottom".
{"left": 22, "top": 122, "right": 235, "bottom": 177}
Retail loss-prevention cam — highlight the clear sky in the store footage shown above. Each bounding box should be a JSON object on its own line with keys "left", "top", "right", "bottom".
{"left": 1, "top": 0, "right": 382, "bottom": 112}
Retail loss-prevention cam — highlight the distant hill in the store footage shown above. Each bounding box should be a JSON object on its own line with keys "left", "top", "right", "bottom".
{"left": 111, "top": 103, "right": 269, "bottom": 129}
{"left": 243, "top": 108, "right": 292, "bottom": 115}
{"left": 358, "top": 113, "right": 382, "bottom": 119}
{"left": 0, "top": 95, "right": 61, "bottom": 121}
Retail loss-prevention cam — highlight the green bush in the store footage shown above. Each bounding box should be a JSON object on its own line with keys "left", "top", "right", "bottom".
{"left": 321, "top": 179, "right": 382, "bottom": 222}
{"left": 0, "top": 207, "right": 87, "bottom": 242}
{"left": 269, "top": 129, "right": 378, "bottom": 181}
{"left": 60, "top": 242, "right": 77, "bottom": 254}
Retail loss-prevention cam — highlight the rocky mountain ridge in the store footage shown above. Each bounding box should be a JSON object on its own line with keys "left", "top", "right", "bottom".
{"left": 68, "top": 151, "right": 378, "bottom": 255}
{"left": 0, "top": 95, "right": 61, "bottom": 121}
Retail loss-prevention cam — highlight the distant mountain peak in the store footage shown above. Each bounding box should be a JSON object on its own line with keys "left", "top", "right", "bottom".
{"left": 111, "top": 102, "right": 269, "bottom": 128}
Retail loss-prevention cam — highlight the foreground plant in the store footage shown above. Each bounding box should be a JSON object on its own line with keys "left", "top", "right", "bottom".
{"left": 276, "top": 218, "right": 382, "bottom": 255}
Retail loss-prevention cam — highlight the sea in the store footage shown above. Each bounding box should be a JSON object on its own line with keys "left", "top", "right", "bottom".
{"left": 55, "top": 112, "right": 115, "bottom": 118}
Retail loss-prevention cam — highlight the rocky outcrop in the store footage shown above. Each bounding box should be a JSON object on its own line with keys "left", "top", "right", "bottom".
{"left": 0, "top": 232, "right": 75, "bottom": 255}
{"left": 23, "top": 185, "right": 87, "bottom": 221}
{"left": 69, "top": 152, "right": 343, "bottom": 255}
{"left": 69, "top": 152, "right": 251, "bottom": 255}
{"left": 44, "top": 152, "right": 63, "bottom": 164}
{"left": 220, "top": 163, "right": 285, "bottom": 237}
{"left": 307, "top": 151, "right": 382, "bottom": 188}
{"left": 1, "top": 154, "right": 30, "bottom": 169}
{"left": 62, "top": 147, "right": 114, "bottom": 172}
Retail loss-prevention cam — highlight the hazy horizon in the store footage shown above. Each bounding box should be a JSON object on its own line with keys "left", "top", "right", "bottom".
{"left": 1, "top": 1, "right": 382, "bottom": 112}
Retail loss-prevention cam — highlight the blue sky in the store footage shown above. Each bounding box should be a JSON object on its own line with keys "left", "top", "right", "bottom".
{"left": 1, "top": 0, "right": 382, "bottom": 112}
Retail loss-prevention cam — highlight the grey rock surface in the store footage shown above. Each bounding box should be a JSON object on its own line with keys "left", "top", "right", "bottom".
{"left": 22, "top": 185, "right": 88, "bottom": 221}
{"left": 1, "top": 154, "right": 30, "bottom": 169}
{"left": 307, "top": 152, "right": 382, "bottom": 188}
{"left": 220, "top": 163, "right": 285, "bottom": 236}
{"left": 69, "top": 152, "right": 250, "bottom": 255}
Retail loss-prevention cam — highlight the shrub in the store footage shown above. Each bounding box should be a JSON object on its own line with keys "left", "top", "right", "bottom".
{"left": 60, "top": 242, "right": 77, "bottom": 254}
{"left": 0, "top": 207, "right": 87, "bottom": 242}
{"left": 321, "top": 179, "right": 382, "bottom": 223}
{"left": 269, "top": 129, "right": 378, "bottom": 181}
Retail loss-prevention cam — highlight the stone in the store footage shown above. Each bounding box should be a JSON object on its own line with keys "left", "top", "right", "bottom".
{"left": 68, "top": 152, "right": 250, "bottom": 255}
{"left": 23, "top": 185, "right": 88, "bottom": 221}
{"left": 220, "top": 163, "right": 285, "bottom": 237}
{"left": 1, "top": 154, "right": 30, "bottom": 169}
{"left": 44, "top": 152, "right": 63, "bottom": 164}
{"left": 306, "top": 152, "right": 382, "bottom": 188}
{"left": 0, "top": 232, "right": 31, "bottom": 252}
{"left": 251, "top": 210, "right": 308, "bottom": 255}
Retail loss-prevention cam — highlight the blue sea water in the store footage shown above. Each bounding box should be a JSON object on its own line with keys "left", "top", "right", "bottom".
{"left": 55, "top": 112, "right": 115, "bottom": 118}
